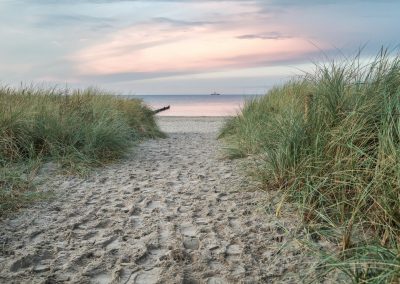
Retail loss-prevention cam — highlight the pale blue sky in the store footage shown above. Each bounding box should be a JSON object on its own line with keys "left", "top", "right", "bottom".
{"left": 0, "top": 0, "right": 398, "bottom": 94}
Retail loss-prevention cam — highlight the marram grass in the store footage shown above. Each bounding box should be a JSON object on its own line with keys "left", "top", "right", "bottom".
{"left": 220, "top": 49, "right": 400, "bottom": 283}
{"left": 0, "top": 86, "right": 164, "bottom": 215}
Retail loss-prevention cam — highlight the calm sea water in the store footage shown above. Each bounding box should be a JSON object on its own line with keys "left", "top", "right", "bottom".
{"left": 132, "top": 95, "right": 260, "bottom": 116}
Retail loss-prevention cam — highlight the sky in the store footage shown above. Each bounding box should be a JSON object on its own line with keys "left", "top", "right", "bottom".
{"left": 0, "top": 0, "right": 399, "bottom": 95}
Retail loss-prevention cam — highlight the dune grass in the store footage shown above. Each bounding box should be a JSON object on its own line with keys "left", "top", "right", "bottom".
{"left": 0, "top": 86, "right": 164, "bottom": 215}
{"left": 220, "top": 49, "right": 400, "bottom": 283}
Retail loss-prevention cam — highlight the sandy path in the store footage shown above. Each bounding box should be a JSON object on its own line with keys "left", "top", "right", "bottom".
{"left": 0, "top": 117, "right": 309, "bottom": 283}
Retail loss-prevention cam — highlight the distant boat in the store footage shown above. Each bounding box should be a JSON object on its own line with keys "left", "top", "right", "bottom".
{"left": 210, "top": 92, "right": 221, "bottom": 96}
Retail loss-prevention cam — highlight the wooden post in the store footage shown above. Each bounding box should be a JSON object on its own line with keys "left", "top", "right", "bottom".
{"left": 153, "top": 105, "right": 170, "bottom": 114}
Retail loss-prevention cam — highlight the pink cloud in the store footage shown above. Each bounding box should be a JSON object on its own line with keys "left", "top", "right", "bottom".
{"left": 73, "top": 15, "right": 324, "bottom": 76}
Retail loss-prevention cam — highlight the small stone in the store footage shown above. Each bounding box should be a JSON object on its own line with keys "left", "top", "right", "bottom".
{"left": 33, "top": 265, "right": 50, "bottom": 273}
{"left": 183, "top": 237, "right": 199, "bottom": 250}
{"left": 207, "top": 277, "right": 226, "bottom": 284}
{"left": 47, "top": 274, "right": 70, "bottom": 282}
{"left": 226, "top": 244, "right": 241, "bottom": 255}
{"left": 50, "top": 206, "right": 61, "bottom": 212}
{"left": 195, "top": 218, "right": 208, "bottom": 225}
{"left": 209, "top": 245, "right": 219, "bottom": 250}
{"left": 99, "top": 177, "right": 108, "bottom": 183}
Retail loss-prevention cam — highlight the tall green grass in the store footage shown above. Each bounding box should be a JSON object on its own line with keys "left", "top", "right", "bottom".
{"left": 220, "top": 49, "right": 400, "bottom": 283}
{"left": 0, "top": 86, "right": 164, "bottom": 214}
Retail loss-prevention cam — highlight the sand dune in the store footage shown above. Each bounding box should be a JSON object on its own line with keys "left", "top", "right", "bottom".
{"left": 0, "top": 117, "right": 310, "bottom": 283}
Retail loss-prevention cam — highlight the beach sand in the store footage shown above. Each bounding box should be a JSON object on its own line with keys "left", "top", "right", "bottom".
{"left": 0, "top": 117, "right": 311, "bottom": 283}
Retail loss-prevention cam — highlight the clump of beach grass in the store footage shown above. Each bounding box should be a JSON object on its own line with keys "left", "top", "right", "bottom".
{"left": 220, "top": 49, "right": 400, "bottom": 283}
{"left": 0, "top": 86, "right": 164, "bottom": 215}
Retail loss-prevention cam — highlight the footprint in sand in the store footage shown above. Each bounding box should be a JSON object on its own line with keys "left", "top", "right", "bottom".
{"left": 0, "top": 118, "right": 309, "bottom": 283}
{"left": 135, "top": 267, "right": 162, "bottom": 284}
{"left": 180, "top": 223, "right": 197, "bottom": 237}
{"left": 146, "top": 200, "right": 163, "bottom": 210}
{"left": 225, "top": 243, "right": 242, "bottom": 260}
{"left": 136, "top": 245, "right": 167, "bottom": 267}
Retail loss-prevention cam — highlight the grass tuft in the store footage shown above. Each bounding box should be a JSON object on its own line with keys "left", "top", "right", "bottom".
{"left": 0, "top": 86, "right": 164, "bottom": 215}
{"left": 220, "top": 48, "right": 400, "bottom": 283}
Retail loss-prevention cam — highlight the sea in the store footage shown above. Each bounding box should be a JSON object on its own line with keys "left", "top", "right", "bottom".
{"left": 131, "top": 95, "right": 261, "bottom": 116}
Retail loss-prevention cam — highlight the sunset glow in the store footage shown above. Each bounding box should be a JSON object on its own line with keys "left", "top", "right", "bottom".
{"left": 1, "top": 0, "right": 399, "bottom": 94}
{"left": 75, "top": 24, "right": 317, "bottom": 74}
